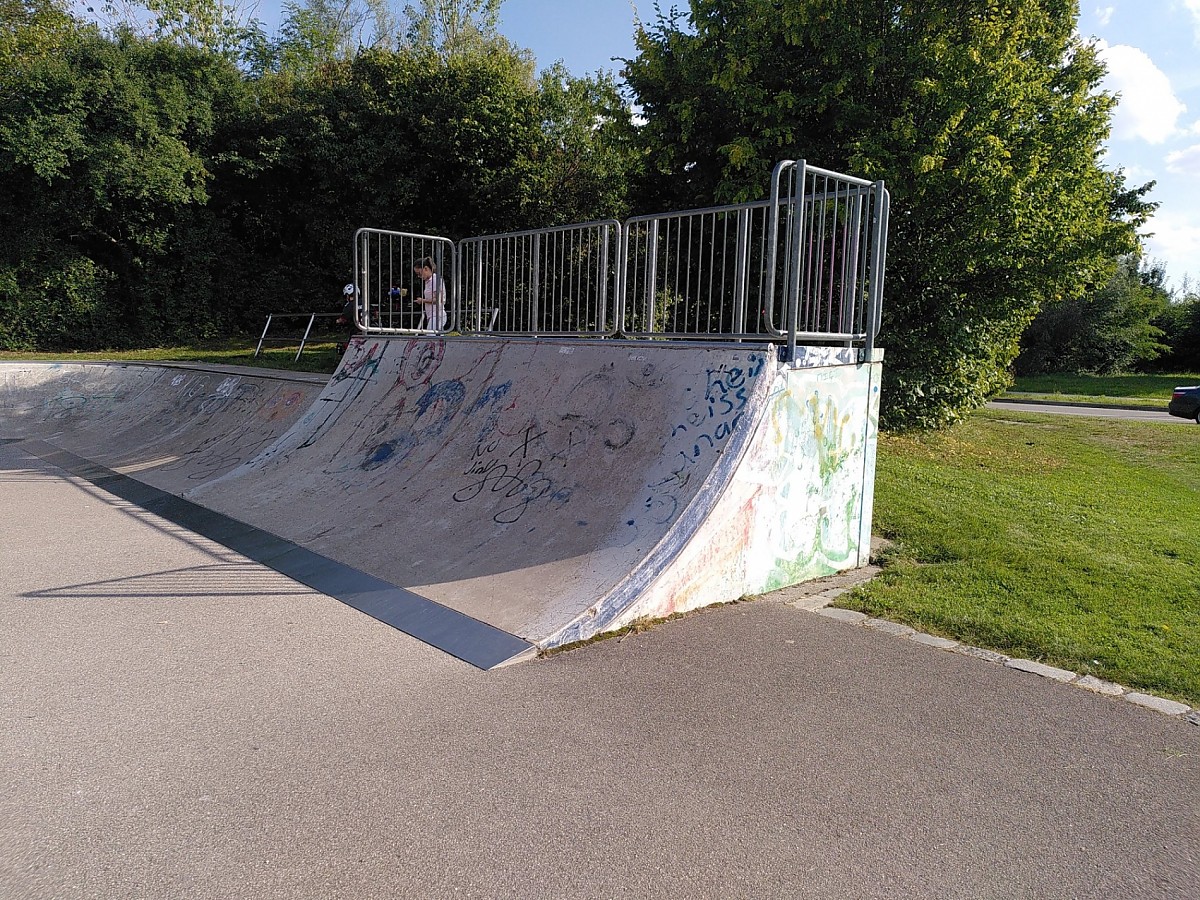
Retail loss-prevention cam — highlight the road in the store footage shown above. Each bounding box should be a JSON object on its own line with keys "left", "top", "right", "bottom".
{"left": 988, "top": 398, "right": 1185, "bottom": 423}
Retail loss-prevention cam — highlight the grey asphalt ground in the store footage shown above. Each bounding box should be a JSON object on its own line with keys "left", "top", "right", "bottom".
{"left": 2, "top": 440, "right": 1198, "bottom": 900}
{"left": 988, "top": 399, "right": 1184, "bottom": 424}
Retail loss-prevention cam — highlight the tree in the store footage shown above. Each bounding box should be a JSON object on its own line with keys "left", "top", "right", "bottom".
{"left": 1152, "top": 283, "right": 1200, "bottom": 373}
{"left": 0, "top": 13, "right": 246, "bottom": 348}
{"left": 1016, "top": 255, "right": 1170, "bottom": 375}
{"left": 525, "top": 63, "right": 641, "bottom": 225}
{"left": 624, "top": 0, "right": 1148, "bottom": 428}
{"left": 400, "top": 0, "right": 504, "bottom": 57}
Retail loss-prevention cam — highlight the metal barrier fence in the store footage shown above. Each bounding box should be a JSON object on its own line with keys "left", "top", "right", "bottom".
{"left": 254, "top": 312, "right": 343, "bottom": 361}
{"left": 620, "top": 200, "right": 777, "bottom": 341}
{"left": 351, "top": 160, "right": 889, "bottom": 352}
{"left": 457, "top": 220, "right": 621, "bottom": 336}
{"left": 353, "top": 228, "right": 456, "bottom": 332}
{"left": 768, "top": 160, "right": 890, "bottom": 358}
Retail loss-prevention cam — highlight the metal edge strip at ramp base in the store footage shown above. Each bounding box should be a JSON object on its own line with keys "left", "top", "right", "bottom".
{"left": 14, "top": 439, "right": 536, "bottom": 670}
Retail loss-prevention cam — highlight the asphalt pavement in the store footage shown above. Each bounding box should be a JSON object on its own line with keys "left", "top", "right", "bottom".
{"left": 988, "top": 398, "right": 1184, "bottom": 423}
{"left": 2, "top": 440, "right": 1198, "bottom": 900}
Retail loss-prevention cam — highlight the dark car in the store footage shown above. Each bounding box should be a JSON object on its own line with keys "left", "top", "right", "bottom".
{"left": 1168, "top": 385, "right": 1200, "bottom": 423}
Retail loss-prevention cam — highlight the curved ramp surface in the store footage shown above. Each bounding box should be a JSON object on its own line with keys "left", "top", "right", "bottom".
{"left": 0, "top": 361, "right": 322, "bottom": 491}
{"left": 1, "top": 342, "right": 881, "bottom": 662}
{"left": 188, "top": 337, "right": 881, "bottom": 648}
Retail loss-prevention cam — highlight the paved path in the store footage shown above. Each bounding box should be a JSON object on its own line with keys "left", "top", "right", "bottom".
{"left": 2, "top": 441, "right": 1197, "bottom": 899}
{"left": 988, "top": 399, "right": 1182, "bottom": 423}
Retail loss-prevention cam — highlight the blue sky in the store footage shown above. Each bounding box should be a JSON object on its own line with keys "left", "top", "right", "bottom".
{"left": 1081, "top": 2, "right": 1200, "bottom": 289}
{"left": 252, "top": 1, "right": 1200, "bottom": 289}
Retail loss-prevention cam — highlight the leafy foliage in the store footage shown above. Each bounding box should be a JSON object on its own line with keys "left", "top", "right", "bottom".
{"left": 624, "top": 0, "right": 1147, "bottom": 428}
{"left": 0, "top": 6, "right": 244, "bottom": 347}
{"left": 1017, "top": 255, "right": 1170, "bottom": 375}
{"left": 0, "top": 0, "right": 640, "bottom": 349}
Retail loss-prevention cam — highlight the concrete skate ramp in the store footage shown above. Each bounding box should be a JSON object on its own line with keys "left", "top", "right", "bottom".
{"left": 1, "top": 341, "right": 882, "bottom": 666}
{"left": 188, "top": 337, "right": 881, "bottom": 648}
{"left": 0, "top": 362, "right": 323, "bottom": 491}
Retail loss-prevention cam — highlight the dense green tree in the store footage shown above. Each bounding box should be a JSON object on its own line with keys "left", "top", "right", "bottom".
{"left": 1, "top": 0, "right": 641, "bottom": 348}
{"left": 625, "top": 0, "right": 1147, "bottom": 428}
{"left": 1017, "top": 255, "right": 1169, "bottom": 375}
{"left": 1152, "top": 287, "right": 1200, "bottom": 372}
{"left": 0, "top": 9, "right": 246, "bottom": 348}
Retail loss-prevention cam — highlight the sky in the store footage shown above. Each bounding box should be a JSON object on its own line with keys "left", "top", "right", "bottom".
{"left": 249, "top": 1, "right": 1200, "bottom": 289}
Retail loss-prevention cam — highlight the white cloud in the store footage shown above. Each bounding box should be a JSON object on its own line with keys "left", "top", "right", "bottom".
{"left": 1096, "top": 6, "right": 1115, "bottom": 27}
{"left": 1096, "top": 40, "right": 1186, "bottom": 144}
{"left": 1186, "top": 0, "right": 1200, "bottom": 43}
{"left": 1166, "top": 143, "right": 1200, "bottom": 174}
{"left": 1142, "top": 209, "right": 1200, "bottom": 285}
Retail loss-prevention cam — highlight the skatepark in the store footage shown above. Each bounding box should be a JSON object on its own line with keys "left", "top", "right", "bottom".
{"left": 2, "top": 161, "right": 1197, "bottom": 897}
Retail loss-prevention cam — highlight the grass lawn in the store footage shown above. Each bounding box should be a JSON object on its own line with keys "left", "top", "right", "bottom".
{"left": 839, "top": 408, "right": 1200, "bottom": 706}
{"left": 1007, "top": 372, "right": 1200, "bottom": 406}
{"left": 0, "top": 337, "right": 342, "bottom": 375}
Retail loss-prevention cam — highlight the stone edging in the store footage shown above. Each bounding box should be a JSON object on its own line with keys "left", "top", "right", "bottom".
{"left": 768, "top": 569, "right": 1198, "bottom": 726}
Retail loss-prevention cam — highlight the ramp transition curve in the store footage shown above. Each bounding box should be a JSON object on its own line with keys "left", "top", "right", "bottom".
{"left": 1, "top": 339, "right": 881, "bottom": 666}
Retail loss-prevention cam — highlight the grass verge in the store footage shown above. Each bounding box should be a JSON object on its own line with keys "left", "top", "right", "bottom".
{"left": 0, "top": 337, "right": 341, "bottom": 375}
{"left": 836, "top": 408, "right": 1200, "bottom": 706}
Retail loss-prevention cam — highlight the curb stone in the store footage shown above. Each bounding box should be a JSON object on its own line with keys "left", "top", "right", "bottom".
{"left": 818, "top": 608, "right": 869, "bottom": 625}
{"left": 1075, "top": 675, "right": 1125, "bottom": 697}
{"left": 797, "top": 600, "right": 1195, "bottom": 722}
{"left": 865, "top": 618, "right": 916, "bottom": 637}
{"left": 1005, "top": 658, "right": 1077, "bottom": 683}
{"left": 956, "top": 645, "right": 1010, "bottom": 665}
{"left": 1125, "top": 693, "right": 1191, "bottom": 716}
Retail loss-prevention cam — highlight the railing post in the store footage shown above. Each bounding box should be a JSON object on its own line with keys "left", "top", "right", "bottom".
{"left": 787, "top": 160, "right": 808, "bottom": 363}
{"left": 733, "top": 206, "right": 750, "bottom": 337}
{"left": 254, "top": 315, "right": 273, "bottom": 358}
{"left": 645, "top": 220, "right": 659, "bottom": 333}
{"left": 599, "top": 223, "right": 611, "bottom": 334}
{"left": 530, "top": 232, "right": 541, "bottom": 332}
{"left": 296, "top": 313, "right": 317, "bottom": 361}
{"left": 473, "top": 245, "right": 484, "bottom": 332}
{"left": 867, "top": 181, "right": 889, "bottom": 354}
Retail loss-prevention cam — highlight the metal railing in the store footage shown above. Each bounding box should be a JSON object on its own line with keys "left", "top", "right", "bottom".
{"left": 768, "top": 160, "right": 890, "bottom": 358}
{"left": 457, "top": 220, "right": 621, "bottom": 336}
{"left": 620, "top": 200, "right": 778, "bottom": 341}
{"left": 254, "top": 312, "right": 343, "bottom": 361}
{"left": 353, "top": 228, "right": 456, "bottom": 333}
{"left": 351, "top": 160, "right": 889, "bottom": 353}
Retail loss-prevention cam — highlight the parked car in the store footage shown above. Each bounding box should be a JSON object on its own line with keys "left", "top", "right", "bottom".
{"left": 1168, "top": 385, "right": 1200, "bottom": 423}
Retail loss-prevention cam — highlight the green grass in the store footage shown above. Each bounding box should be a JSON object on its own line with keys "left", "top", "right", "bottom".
{"left": 0, "top": 337, "right": 342, "bottom": 375}
{"left": 838, "top": 408, "right": 1200, "bottom": 705}
{"left": 1007, "top": 372, "right": 1200, "bottom": 405}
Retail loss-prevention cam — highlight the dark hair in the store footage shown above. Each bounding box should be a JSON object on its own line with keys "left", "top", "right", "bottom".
{"left": 416, "top": 256, "right": 437, "bottom": 272}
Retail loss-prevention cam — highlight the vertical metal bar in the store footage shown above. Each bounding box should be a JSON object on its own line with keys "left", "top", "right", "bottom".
{"left": 787, "top": 161, "right": 807, "bottom": 362}
{"left": 531, "top": 233, "right": 541, "bottom": 332}
{"left": 254, "top": 314, "right": 273, "bottom": 357}
{"left": 645, "top": 220, "right": 658, "bottom": 334}
{"left": 474, "top": 243, "right": 485, "bottom": 332}
{"left": 765, "top": 160, "right": 792, "bottom": 335}
{"left": 868, "top": 183, "right": 889, "bottom": 353}
{"left": 296, "top": 313, "right": 317, "bottom": 362}
{"left": 733, "top": 206, "right": 749, "bottom": 337}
